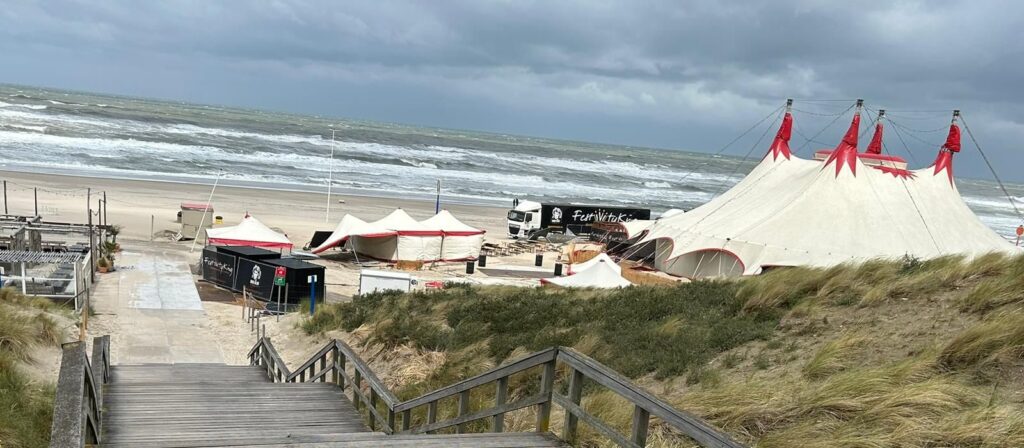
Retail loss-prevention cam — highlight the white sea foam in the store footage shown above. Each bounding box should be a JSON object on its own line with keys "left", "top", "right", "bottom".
{"left": 644, "top": 181, "right": 672, "bottom": 188}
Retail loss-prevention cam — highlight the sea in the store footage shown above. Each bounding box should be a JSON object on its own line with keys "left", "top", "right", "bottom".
{"left": 1, "top": 84, "right": 1022, "bottom": 240}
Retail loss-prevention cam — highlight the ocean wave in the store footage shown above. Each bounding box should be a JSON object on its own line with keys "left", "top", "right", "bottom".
{"left": 6, "top": 124, "right": 47, "bottom": 133}
{"left": 0, "top": 101, "right": 46, "bottom": 110}
{"left": 47, "top": 100, "right": 66, "bottom": 105}
{"left": 644, "top": 181, "right": 672, "bottom": 188}
{"left": 162, "top": 123, "right": 326, "bottom": 145}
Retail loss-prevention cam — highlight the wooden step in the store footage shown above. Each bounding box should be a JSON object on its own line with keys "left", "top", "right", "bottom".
{"left": 102, "top": 431, "right": 567, "bottom": 447}
{"left": 100, "top": 363, "right": 567, "bottom": 447}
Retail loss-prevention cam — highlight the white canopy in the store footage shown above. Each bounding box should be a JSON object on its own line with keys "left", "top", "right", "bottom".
{"left": 206, "top": 215, "right": 292, "bottom": 250}
{"left": 569, "top": 253, "right": 622, "bottom": 275}
{"left": 637, "top": 107, "right": 1020, "bottom": 279}
{"left": 543, "top": 258, "right": 632, "bottom": 288}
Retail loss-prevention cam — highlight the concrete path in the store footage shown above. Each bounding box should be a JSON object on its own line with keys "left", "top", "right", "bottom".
{"left": 91, "top": 247, "right": 225, "bottom": 364}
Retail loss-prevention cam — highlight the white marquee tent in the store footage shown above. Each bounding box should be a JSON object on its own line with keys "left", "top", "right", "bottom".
{"left": 542, "top": 257, "right": 632, "bottom": 288}
{"left": 206, "top": 214, "right": 292, "bottom": 250}
{"left": 635, "top": 102, "right": 1020, "bottom": 279}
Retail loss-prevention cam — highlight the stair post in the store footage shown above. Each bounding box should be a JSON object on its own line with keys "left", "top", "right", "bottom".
{"left": 536, "top": 359, "right": 556, "bottom": 433}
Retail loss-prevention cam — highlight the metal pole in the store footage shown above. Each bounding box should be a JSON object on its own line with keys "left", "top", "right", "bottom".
{"left": 150, "top": 215, "right": 155, "bottom": 242}
{"left": 327, "top": 130, "right": 336, "bottom": 223}
{"left": 103, "top": 191, "right": 107, "bottom": 225}
{"left": 20, "top": 262, "right": 27, "bottom": 294}
{"left": 88, "top": 208, "right": 95, "bottom": 283}
{"left": 310, "top": 277, "right": 316, "bottom": 316}
{"left": 87, "top": 188, "right": 91, "bottom": 223}
{"left": 435, "top": 179, "right": 441, "bottom": 214}
{"left": 276, "top": 285, "right": 282, "bottom": 322}
{"left": 190, "top": 172, "right": 221, "bottom": 253}
{"left": 33, "top": 188, "right": 38, "bottom": 216}
{"left": 2, "top": 180, "right": 7, "bottom": 214}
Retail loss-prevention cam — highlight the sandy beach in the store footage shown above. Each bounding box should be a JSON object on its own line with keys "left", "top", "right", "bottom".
{"left": 0, "top": 169, "right": 511, "bottom": 243}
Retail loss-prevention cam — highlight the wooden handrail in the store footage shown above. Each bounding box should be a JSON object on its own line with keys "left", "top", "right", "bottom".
{"left": 50, "top": 336, "right": 110, "bottom": 448}
{"left": 245, "top": 338, "right": 745, "bottom": 447}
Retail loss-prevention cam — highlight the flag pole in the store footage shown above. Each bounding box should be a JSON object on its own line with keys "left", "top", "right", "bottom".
{"left": 190, "top": 170, "right": 221, "bottom": 253}
{"left": 326, "top": 129, "right": 336, "bottom": 223}
{"left": 435, "top": 179, "right": 441, "bottom": 214}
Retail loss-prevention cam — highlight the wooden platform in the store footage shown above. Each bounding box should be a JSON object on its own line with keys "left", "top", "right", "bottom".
{"left": 100, "top": 364, "right": 565, "bottom": 447}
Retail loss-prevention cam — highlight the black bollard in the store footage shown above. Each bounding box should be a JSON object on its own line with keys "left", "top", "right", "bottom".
{"left": 478, "top": 254, "right": 487, "bottom": 267}
{"left": 554, "top": 263, "right": 563, "bottom": 276}
{"left": 466, "top": 261, "right": 475, "bottom": 274}
{"left": 535, "top": 254, "right": 543, "bottom": 266}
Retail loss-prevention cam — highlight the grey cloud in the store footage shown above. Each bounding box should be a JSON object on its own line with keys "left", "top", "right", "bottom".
{"left": 1, "top": 0, "right": 1023, "bottom": 179}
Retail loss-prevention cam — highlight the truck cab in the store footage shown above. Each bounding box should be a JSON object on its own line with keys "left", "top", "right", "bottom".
{"left": 507, "top": 200, "right": 542, "bottom": 239}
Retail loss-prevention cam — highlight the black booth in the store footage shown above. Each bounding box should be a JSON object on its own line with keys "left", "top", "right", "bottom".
{"left": 200, "top": 245, "right": 325, "bottom": 305}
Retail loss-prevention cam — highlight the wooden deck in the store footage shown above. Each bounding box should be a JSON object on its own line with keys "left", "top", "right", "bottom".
{"left": 100, "top": 364, "right": 564, "bottom": 448}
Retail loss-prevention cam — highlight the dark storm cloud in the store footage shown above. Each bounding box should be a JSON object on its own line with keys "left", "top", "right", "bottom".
{"left": 1, "top": 0, "right": 1023, "bottom": 178}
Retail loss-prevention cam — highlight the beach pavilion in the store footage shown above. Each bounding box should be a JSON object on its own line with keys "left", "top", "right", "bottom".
{"left": 632, "top": 100, "right": 1021, "bottom": 279}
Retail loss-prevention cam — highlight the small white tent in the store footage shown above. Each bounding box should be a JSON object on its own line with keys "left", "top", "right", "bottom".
{"left": 542, "top": 258, "right": 632, "bottom": 288}
{"left": 206, "top": 214, "right": 292, "bottom": 250}
{"left": 635, "top": 102, "right": 1020, "bottom": 279}
{"left": 421, "top": 210, "right": 486, "bottom": 261}
{"left": 568, "top": 253, "right": 621, "bottom": 275}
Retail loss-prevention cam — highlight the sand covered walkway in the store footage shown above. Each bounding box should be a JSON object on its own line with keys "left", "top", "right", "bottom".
{"left": 89, "top": 247, "right": 225, "bottom": 364}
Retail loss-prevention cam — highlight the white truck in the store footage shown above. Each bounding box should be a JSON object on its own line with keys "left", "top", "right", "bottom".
{"left": 506, "top": 199, "right": 651, "bottom": 239}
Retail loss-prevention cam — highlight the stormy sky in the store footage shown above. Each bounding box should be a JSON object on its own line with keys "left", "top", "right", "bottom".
{"left": 1, "top": 1, "right": 1023, "bottom": 180}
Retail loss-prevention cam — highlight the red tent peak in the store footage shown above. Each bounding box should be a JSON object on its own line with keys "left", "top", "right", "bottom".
{"left": 866, "top": 110, "right": 884, "bottom": 154}
{"left": 768, "top": 112, "right": 793, "bottom": 161}
{"left": 933, "top": 112, "right": 961, "bottom": 185}
{"left": 824, "top": 103, "right": 862, "bottom": 177}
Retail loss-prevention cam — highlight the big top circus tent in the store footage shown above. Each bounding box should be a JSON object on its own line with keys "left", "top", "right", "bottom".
{"left": 633, "top": 99, "right": 1020, "bottom": 279}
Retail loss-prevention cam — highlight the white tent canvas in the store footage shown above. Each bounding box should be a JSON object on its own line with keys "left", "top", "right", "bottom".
{"left": 311, "top": 214, "right": 380, "bottom": 254}
{"left": 569, "top": 253, "right": 621, "bottom": 275}
{"left": 637, "top": 106, "right": 1020, "bottom": 279}
{"left": 206, "top": 214, "right": 292, "bottom": 249}
{"left": 543, "top": 258, "right": 632, "bottom": 288}
{"left": 352, "top": 209, "right": 443, "bottom": 262}
{"left": 421, "top": 210, "right": 486, "bottom": 261}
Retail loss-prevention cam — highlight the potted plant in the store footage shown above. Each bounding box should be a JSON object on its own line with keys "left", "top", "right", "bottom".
{"left": 97, "top": 257, "right": 110, "bottom": 273}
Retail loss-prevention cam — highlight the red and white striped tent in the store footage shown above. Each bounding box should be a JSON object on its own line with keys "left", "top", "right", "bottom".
{"left": 312, "top": 209, "right": 484, "bottom": 262}
{"left": 206, "top": 214, "right": 292, "bottom": 250}
{"left": 637, "top": 101, "right": 1020, "bottom": 279}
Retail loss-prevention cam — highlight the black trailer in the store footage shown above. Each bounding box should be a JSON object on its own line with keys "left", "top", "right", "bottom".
{"left": 540, "top": 204, "right": 650, "bottom": 235}
{"left": 264, "top": 258, "right": 326, "bottom": 305}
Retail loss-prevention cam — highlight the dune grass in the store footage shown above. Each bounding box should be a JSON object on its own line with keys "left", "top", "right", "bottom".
{"left": 302, "top": 254, "right": 1024, "bottom": 447}
{"left": 0, "top": 287, "right": 67, "bottom": 448}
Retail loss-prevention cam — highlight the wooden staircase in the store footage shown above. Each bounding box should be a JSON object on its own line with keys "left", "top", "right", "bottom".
{"left": 51, "top": 336, "right": 743, "bottom": 448}
{"left": 99, "top": 363, "right": 564, "bottom": 447}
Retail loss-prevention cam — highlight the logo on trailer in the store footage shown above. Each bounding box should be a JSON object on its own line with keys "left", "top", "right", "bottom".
{"left": 551, "top": 207, "right": 563, "bottom": 224}
{"left": 250, "top": 265, "right": 262, "bottom": 286}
